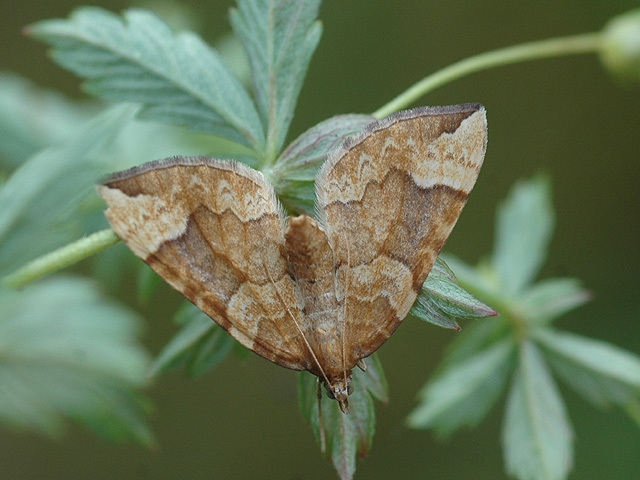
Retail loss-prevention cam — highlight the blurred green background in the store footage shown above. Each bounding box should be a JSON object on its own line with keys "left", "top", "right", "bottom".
{"left": 1, "top": 0, "right": 639, "bottom": 478}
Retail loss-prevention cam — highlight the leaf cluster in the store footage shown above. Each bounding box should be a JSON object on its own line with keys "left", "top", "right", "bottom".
{"left": 27, "top": 1, "right": 321, "bottom": 167}
{"left": 298, "top": 355, "right": 388, "bottom": 480}
{"left": 0, "top": 277, "right": 152, "bottom": 444}
{"left": 0, "top": 100, "right": 156, "bottom": 443}
{"left": 408, "top": 175, "right": 640, "bottom": 480}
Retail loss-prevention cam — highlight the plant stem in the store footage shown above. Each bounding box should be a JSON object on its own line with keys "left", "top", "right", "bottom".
{"left": 373, "top": 32, "right": 604, "bottom": 118}
{"left": 2, "top": 229, "right": 120, "bottom": 289}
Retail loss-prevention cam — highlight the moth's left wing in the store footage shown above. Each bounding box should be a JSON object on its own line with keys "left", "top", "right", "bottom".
{"left": 316, "top": 104, "right": 487, "bottom": 363}
{"left": 98, "top": 157, "right": 312, "bottom": 371}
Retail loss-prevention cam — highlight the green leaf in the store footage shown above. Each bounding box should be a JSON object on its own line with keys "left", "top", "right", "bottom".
{"left": 520, "top": 278, "right": 591, "bottom": 324}
{"left": 325, "top": 387, "right": 373, "bottom": 480}
{"left": 149, "top": 302, "right": 234, "bottom": 377}
{"left": 276, "top": 114, "right": 375, "bottom": 170}
{"left": 136, "top": 263, "right": 163, "bottom": 306}
{"left": 267, "top": 113, "right": 374, "bottom": 214}
{"left": 493, "top": 174, "right": 554, "bottom": 295}
{"left": 412, "top": 257, "right": 497, "bottom": 330}
{"left": 28, "top": 7, "right": 265, "bottom": 152}
{"left": 0, "top": 70, "right": 250, "bottom": 178}
{"left": 424, "top": 258, "right": 496, "bottom": 318}
{"left": 408, "top": 339, "right": 514, "bottom": 436}
{"left": 356, "top": 354, "right": 389, "bottom": 403}
{"left": 534, "top": 328, "right": 640, "bottom": 408}
{"left": 410, "top": 294, "right": 460, "bottom": 330}
{"left": 230, "top": 0, "right": 322, "bottom": 159}
{"left": 439, "top": 317, "right": 510, "bottom": 369}
{"left": 214, "top": 33, "right": 252, "bottom": 86}
{"left": 0, "top": 72, "right": 95, "bottom": 169}
{"left": 0, "top": 106, "right": 133, "bottom": 277}
{"left": 0, "top": 277, "right": 152, "bottom": 444}
{"left": 440, "top": 253, "right": 500, "bottom": 300}
{"left": 503, "top": 340, "right": 573, "bottom": 480}
{"left": 299, "top": 357, "right": 385, "bottom": 480}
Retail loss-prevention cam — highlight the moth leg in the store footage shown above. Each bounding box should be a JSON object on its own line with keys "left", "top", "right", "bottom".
{"left": 356, "top": 358, "right": 367, "bottom": 371}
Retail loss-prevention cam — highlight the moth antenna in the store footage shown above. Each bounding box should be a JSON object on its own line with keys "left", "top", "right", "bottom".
{"left": 261, "top": 259, "right": 332, "bottom": 388}
{"left": 317, "top": 378, "right": 326, "bottom": 453}
{"left": 341, "top": 232, "right": 350, "bottom": 390}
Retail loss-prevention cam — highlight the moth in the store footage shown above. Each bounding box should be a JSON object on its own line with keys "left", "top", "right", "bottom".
{"left": 98, "top": 103, "right": 487, "bottom": 414}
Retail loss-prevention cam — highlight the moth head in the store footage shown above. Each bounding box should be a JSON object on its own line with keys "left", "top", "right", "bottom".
{"left": 324, "top": 373, "right": 354, "bottom": 414}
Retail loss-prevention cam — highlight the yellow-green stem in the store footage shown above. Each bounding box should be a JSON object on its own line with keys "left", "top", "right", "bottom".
{"left": 2, "top": 229, "right": 120, "bottom": 289}
{"left": 373, "top": 32, "right": 604, "bottom": 118}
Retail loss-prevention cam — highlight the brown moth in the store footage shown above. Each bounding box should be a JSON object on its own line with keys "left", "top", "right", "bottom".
{"left": 98, "top": 104, "right": 487, "bottom": 414}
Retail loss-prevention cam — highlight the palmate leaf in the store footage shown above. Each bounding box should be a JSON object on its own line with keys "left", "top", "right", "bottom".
{"left": 520, "top": 278, "right": 591, "bottom": 325}
{"left": 503, "top": 341, "right": 573, "bottom": 480}
{"left": 299, "top": 354, "right": 387, "bottom": 480}
{"left": 230, "top": 0, "right": 323, "bottom": 160}
{"left": 0, "top": 277, "right": 152, "bottom": 444}
{"left": 408, "top": 339, "right": 514, "bottom": 436}
{"left": 534, "top": 328, "right": 640, "bottom": 408}
{"left": 493, "top": 174, "right": 554, "bottom": 295}
{"left": 409, "top": 173, "right": 640, "bottom": 479}
{"left": 28, "top": 7, "right": 265, "bottom": 152}
{"left": 0, "top": 106, "right": 133, "bottom": 277}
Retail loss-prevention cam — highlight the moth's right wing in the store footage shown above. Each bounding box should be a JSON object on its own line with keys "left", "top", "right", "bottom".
{"left": 316, "top": 105, "right": 487, "bottom": 363}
